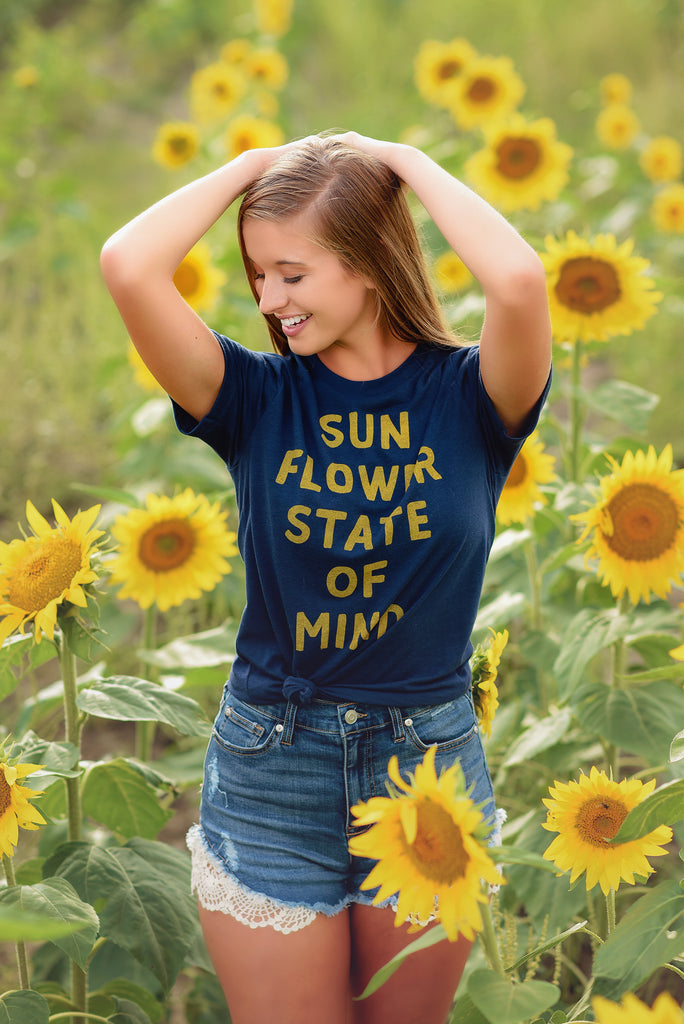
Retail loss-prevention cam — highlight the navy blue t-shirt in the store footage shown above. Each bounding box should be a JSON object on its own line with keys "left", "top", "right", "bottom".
{"left": 174, "top": 334, "right": 549, "bottom": 706}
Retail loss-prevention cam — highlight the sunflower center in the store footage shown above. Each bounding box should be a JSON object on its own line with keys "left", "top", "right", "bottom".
{"left": 403, "top": 799, "right": 469, "bottom": 884}
{"left": 506, "top": 453, "right": 529, "bottom": 488}
{"left": 467, "top": 76, "right": 496, "bottom": 103}
{"left": 603, "top": 483, "right": 679, "bottom": 561}
{"left": 0, "top": 773, "right": 11, "bottom": 815}
{"left": 437, "top": 59, "right": 461, "bottom": 82}
{"left": 496, "top": 137, "right": 541, "bottom": 179}
{"left": 169, "top": 134, "right": 191, "bottom": 156}
{"left": 138, "top": 519, "right": 196, "bottom": 572}
{"left": 173, "top": 263, "right": 200, "bottom": 298}
{"left": 7, "top": 537, "right": 82, "bottom": 613}
{"left": 212, "top": 82, "right": 229, "bottom": 99}
{"left": 555, "top": 257, "right": 621, "bottom": 314}
{"left": 574, "top": 795, "right": 627, "bottom": 846}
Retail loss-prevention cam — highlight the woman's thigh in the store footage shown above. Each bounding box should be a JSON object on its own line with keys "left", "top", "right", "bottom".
{"left": 199, "top": 903, "right": 353, "bottom": 1024}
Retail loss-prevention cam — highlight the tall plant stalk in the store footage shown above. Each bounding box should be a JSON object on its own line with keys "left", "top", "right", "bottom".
{"left": 1, "top": 852, "right": 30, "bottom": 989}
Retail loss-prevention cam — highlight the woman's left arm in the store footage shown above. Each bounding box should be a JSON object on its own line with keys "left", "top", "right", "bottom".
{"left": 340, "top": 133, "right": 552, "bottom": 435}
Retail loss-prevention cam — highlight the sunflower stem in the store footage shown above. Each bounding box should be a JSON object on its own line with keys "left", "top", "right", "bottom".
{"left": 605, "top": 888, "right": 616, "bottom": 937}
{"left": 135, "top": 606, "right": 159, "bottom": 762}
{"left": 478, "top": 898, "right": 506, "bottom": 977}
{"left": 2, "top": 853, "right": 30, "bottom": 989}
{"left": 58, "top": 637, "right": 88, "bottom": 1024}
{"left": 569, "top": 340, "right": 585, "bottom": 484}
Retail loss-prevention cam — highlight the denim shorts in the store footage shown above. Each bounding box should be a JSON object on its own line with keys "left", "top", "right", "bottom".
{"left": 188, "top": 686, "right": 497, "bottom": 933}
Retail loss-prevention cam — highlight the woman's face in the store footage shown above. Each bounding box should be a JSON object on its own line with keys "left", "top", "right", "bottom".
{"left": 242, "top": 214, "right": 381, "bottom": 363}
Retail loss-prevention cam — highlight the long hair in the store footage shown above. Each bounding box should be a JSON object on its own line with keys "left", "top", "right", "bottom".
{"left": 237, "top": 135, "right": 461, "bottom": 356}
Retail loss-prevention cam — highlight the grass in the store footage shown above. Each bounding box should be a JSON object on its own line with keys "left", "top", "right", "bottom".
{"left": 1, "top": 0, "right": 682, "bottom": 529}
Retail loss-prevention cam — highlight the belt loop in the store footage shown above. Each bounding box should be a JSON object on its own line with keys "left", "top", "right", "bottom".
{"left": 280, "top": 699, "right": 298, "bottom": 746}
{"left": 388, "top": 706, "right": 406, "bottom": 743}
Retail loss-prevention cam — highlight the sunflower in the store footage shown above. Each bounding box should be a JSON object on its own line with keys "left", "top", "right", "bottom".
{"left": 639, "top": 136, "right": 683, "bottom": 184}
{"left": 671, "top": 643, "right": 684, "bottom": 661}
{"left": 541, "top": 230, "right": 662, "bottom": 344}
{"left": 190, "top": 62, "right": 246, "bottom": 123}
{"left": 244, "top": 48, "right": 289, "bottom": 90}
{"left": 173, "top": 242, "right": 226, "bottom": 312}
{"left": 449, "top": 56, "right": 525, "bottom": 131}
{"left": 225, "top": 114, "right": 285, "bottom": 161}
{"left": 599, "top": 73, "right": 633, "bottom": 106}
{"left": 413, "top": 38, "right": 477, "bottom": 108}
{"left": 433, "top": 251, "right": 473, "bottom": 293}
{"left": 0, "top": 761, "right": 46, "bottom": 858}
{"left": 594, "top": 991, "right": 684, "bottom": 1024}
{"left": 542, "top": 766, "right": 672, "bottom": 894}
{"left": 464, "top": 114, "right": 572, "bottom": 213}
{"left": 128, "top": 343, "right": 164, "bottom": 393}
{"left": 470, "top": 629, "right": 508, "bottom": 738}
{"left": 152, "top": 122, "right": 200, "bottom": 170}
{"left": 348, "top": 745, "right": 502, "bottom": 941}
{"left": 13, "top": 65, "right": 39, "bottom": 89}
{"left": 254, "top": 0, "right": 294, "bottom": 37}
{"left": 0, "top": 501, "right": 103, "bottom": 646}
{"left": 221, "top": 39, "right": 252, "bottom": 67}
{"left": 109, "top": 489, "right": 238, "bottom": 611}
{"left": 596, "top": 103, "right": 641, "bottom": 150}
{"left": 496, "top": 432, "right": 556, "bottom": 525}
{"left": 573, "top": 445, "right": 684, "bottom": 606}
{"left": 652, "top": 184, "right": 684, "bottom": 234}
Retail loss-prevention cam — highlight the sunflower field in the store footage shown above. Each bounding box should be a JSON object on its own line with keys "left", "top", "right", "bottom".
{"left": 1, "top": 1, "right": 684, "bottom": 1022}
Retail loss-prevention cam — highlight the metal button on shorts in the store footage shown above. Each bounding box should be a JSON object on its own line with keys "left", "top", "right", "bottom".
{"left": 344, "top": 708, "right": 358, "bottom": 725}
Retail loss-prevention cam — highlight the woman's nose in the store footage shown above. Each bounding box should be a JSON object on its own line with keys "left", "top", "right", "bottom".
{"left": 258, "top": 277, "right": 287, "bottom": 314}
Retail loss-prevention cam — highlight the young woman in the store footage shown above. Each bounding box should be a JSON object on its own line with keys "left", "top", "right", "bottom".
{"left": 101, "top": 132, "right": 551, "bottom": 1024}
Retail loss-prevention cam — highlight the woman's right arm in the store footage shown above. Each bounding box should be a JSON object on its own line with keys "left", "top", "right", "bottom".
{"left": 100, "top": 148, "right": 276, "bottom": 421}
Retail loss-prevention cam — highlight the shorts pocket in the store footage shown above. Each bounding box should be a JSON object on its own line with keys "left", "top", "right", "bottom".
{"left": 403, "top": 695, "right": 478, "bottom": 754}
{"left": 212, "top": 696, "right": 281, "bottom": 755}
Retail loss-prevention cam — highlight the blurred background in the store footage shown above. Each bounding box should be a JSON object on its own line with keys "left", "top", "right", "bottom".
{"left": 1, "top": 0, "right": 683, "bottom": 529}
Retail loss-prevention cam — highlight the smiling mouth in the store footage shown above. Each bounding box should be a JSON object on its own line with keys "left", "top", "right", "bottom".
{"left": 280, "top": 314, "right": 312, "bottom": 328}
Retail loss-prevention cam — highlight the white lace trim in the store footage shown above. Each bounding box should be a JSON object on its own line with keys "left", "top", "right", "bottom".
{"left": 187, "top": 824, "right": 317, "bottom": 934}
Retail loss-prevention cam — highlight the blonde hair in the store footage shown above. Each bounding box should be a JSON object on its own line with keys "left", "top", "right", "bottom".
{"left": 237, "top": 135, "right": 461, "bottom": 356}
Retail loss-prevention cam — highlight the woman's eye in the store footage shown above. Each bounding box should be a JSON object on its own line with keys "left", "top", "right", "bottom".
{"left": 284, "top": 275, "right": 303, "bottom": 285}
{"left": 253, "top": 272, "right": 265, "bottom": 281}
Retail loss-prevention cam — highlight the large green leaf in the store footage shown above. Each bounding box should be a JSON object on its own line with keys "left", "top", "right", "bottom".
{"left": 502, "top": 707, "right": 573, "bottom": 768}
{"left": 77, "top": 676, "right": 210, "bottom": 736}
{"left": 0, "top": 878, "right": 98, "bottom": 969}
{"left": 0, "top": 902, "right": 91, "bottom": 942}
{"left": 573, "top": 681, "right": 684, "bottom": 765}
{"left": 0, "top": 990, "right": 50, "bottom": 1024}
{"left": 554, "top": 609, "right": 628, "bottom": 697}
{"left": 81, "top": 759, "right": 174, "bottom": 839}
{"left": 593, "top": 880, "right": 684, "bottom": 1000}
{"left": 584, "top": 379, "right": 659, "bottom": 431}
{"left": 141, "top": 623, "right": 238, "bottom": 669}
{"left": 612, "top": 779, "right": 684, "bottom": 842}
{"left": 671, "top": 729, "right": 684, "bottom": 763}
{"left": 0, "top": 633, "right": 55, "bottom": 701}
{"left": 467, "top": 968, "right": 559, "bottom": 1023}
{"left": 474, "top": 591, "right": 526, "bottom": 634}
{"left": 9, "top": 731, "right": 80, "bottom": 788}
{"left": 45, "top": 838, "right": 197, "bottom": 993}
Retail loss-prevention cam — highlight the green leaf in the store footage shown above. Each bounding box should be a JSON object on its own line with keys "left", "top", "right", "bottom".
{"left": 467, "top": 968, "right": 559, "bottom": 1023}
{"left": 81, "top": 759, "right": 174, "bottom": 839}
{"left": 554, "top": 609, "right": 628, "bottom": 697}
{"left": 0, "top": 902, "right": 90, "bottom": 942}
{"left": 100, "top": 980, "right": 163, "bottom": 1024}
{"left": 9, "top": 732, "right": 80, "bottom": 788}
{"left": 574, "top": 681, "right": 684, "bottom": 765}
{"left": 502, "top": 707, "right": 574, "bottom": 768}
{"left": 355, "top": 925, "right": 448, "bottom": 999}
{"left": 671, "top": 729, "right": 684, "bottom": 763}
{"left": 0, "top": 990, "right": 50, "bottom": 1024}
{"left": 505, "top": 921, "right": 588, "bottom": 973}
{"left": 108, "top": 998, "right": 154, "bottom": 1024}
{"left": 611, "top": 779, "right": 684, "bottom": 841}
{"left": 593, "top": 880, "right": 684, "bottom": 1000}
{"left": 140, "top": 623, "right": 238, "bottom": 670}
{"left": 584, "top": 379, "right": 659, "bottom": 431}
{"left": 0, "top": 878, "right": 98, "bottom": 969}
{"left": 474, "top": 591, "right": 526, "bottom": 634}
{"left": 0, "top": 633, "right": 55, "bottom": 701}
{"left": 45, "top": 838, "right": 198, "bottom": 993}
{"left": 488, "top": 846, "right": 561, "bottom": 874}
{"left": 77, "top": 676, "right": 211, "bottom": 736}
